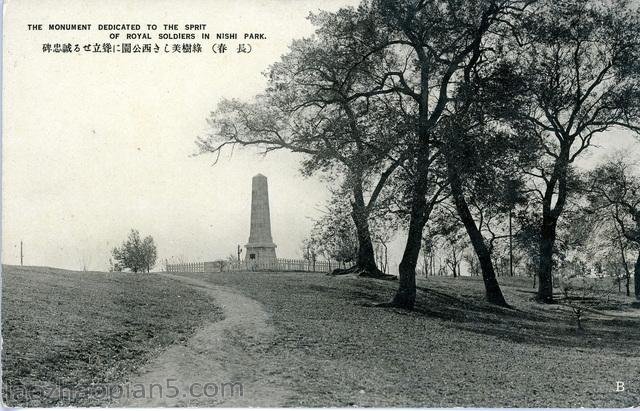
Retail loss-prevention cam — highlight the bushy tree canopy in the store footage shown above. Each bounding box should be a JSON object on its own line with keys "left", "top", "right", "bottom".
{"left": 112, "top": 229, "right": 157, "bottom": 273}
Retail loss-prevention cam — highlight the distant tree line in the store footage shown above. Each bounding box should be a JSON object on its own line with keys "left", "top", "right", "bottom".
{"left": 198, "top": 0, "right": 640, "bottom": 309}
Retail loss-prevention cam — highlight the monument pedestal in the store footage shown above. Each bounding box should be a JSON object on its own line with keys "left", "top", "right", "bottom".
{"left": 245, "top": 242, "right": 277, "bottom": 262}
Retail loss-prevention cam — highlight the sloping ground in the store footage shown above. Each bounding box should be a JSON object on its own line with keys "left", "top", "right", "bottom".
{"left": 179, "top": 271, "right": 640, "bottom": 407}
{"left": 3, "top": 265, "right": 639, "bottom": 407}
{"left": 1, "top": 265, "right": 223, "bottom": 407}
{"left": 115, "top": 274, "right": 294, "bottom": 407}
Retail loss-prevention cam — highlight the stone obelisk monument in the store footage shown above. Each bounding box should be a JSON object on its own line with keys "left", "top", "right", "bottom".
{"left": 245, "top": 174, "right": 277, "bottom": 262}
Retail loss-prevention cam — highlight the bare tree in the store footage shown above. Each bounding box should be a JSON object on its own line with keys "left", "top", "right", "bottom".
{"left": 496, "top": 0, "right": 640, "bottom": 302}
{"left": 587, "top": 156, "right": 640, "bottom": 300}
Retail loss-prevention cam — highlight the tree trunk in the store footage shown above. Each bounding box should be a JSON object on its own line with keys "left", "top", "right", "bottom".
{"left": 354, "top": 218, "right": 379, "bottom": 274}
{"left": 382, "top": 242, "right": 389, "bottom": 274}
{"left": 390, "top": 160, "right": 431, "bottom": 310}
{"left": 619, "top": 239, "right": 632, "bottom": 297}
{"left": 537, "top": 213, "right": 557, "bottom": 303}
{"left": 332, "top": 178, "right": 384, "bottom": 278}
{"left": 635, "top": 252, "right": 640, "bottom": 301}
{"left": 618, "top": 273, "right": 621, "bottom": 293}
{"left": 509, "top": 210, "right": 514, "bottom": 276}
{"left": 387, "top": 43, "right": 443, "bottom": 309}
{"left": 445, "top": 152, "right": 509, "bottom": 307}
{"left": 352, "top": 178, "right": 381, "bottom": 275}
{"left": 393, "top": 217, "right": 423, "bottom": 309}
{"left": 536, "top": 147, "right": 572, "bottom": 304}
{"left": 430, "top": 253, "right": 434, "bottom": 277}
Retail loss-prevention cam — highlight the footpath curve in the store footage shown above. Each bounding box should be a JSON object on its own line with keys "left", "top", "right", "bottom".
{"left": 117, "top": 273, "right": 292, "bottom": 407}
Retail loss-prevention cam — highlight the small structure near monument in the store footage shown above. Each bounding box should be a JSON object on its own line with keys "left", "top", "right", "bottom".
{"left": 245, "top": 174, "right": 277, "bottom": 263}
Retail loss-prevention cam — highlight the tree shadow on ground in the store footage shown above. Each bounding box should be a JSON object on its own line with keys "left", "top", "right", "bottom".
{"left": 420, "top": 287, "right": 640, "bottom": 355}
{"left": 335, "top": 275, "right": 640, "bottom": 356}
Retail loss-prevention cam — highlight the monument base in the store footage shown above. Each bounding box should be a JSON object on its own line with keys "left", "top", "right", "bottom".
{"left": 245, "top": 242, "right": 277, "bottom": 262}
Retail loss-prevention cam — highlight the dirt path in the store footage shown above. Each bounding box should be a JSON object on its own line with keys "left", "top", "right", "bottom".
{"left": 116, "top": 274, "right": 293, "bottom": 407}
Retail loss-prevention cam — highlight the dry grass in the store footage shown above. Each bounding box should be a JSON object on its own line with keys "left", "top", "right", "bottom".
{"left": 181, "top": 271, "right": 640, "bottom": 407}
{"left": 3, "top": 264, "right": 639, "bottom": 407}
{"left": 1, "top": 265, "right": 223, "bottom": 407}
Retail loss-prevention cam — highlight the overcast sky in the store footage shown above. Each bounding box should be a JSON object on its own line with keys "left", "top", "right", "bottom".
{"left": 3, "top": 0, "right": 639, "bottom": 272}
{"left": 2, "top": 0, "right": 360, "bottom": 270}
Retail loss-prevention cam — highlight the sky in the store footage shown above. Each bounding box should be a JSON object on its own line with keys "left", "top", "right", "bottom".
{"left": 3, "top": 0, "right": 640, "bottom": 273}
{"left": 2, "top": 0, "right": 359, "bottom": 270}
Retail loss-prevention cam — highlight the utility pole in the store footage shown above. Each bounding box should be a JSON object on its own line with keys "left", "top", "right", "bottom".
{"left": 20, "top": 241, "right": 24, "bottom": 266}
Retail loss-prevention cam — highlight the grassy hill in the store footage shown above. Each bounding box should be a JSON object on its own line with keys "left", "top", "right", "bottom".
{"left": 2, "top": 265, "right": 639, "bottom": 407}
{"left": 181, "top": 271, "right": 640, "bottom": 407}
{"left": 1, "top": 265, "right": 222, "bottom": 406}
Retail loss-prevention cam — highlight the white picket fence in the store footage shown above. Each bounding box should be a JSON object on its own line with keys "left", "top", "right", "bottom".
{"left": 165, "top": 261, "right": 208, "bottom": 273}
{"left": 165, "top": 258, "right": 340, "bottom": 273}
{"left": 227, "top": 258, "right": 339, "bottom": 272}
